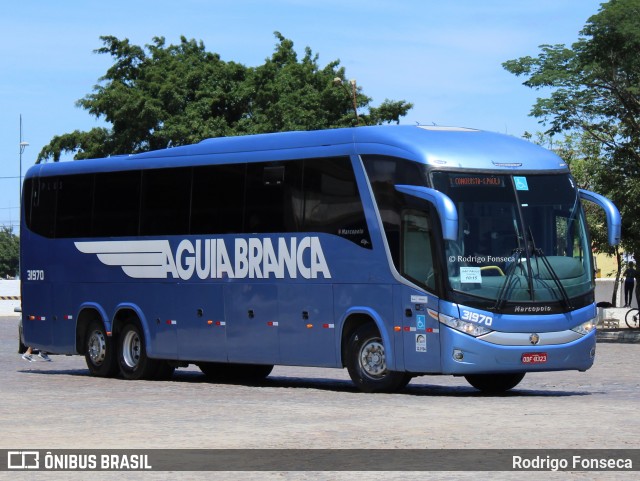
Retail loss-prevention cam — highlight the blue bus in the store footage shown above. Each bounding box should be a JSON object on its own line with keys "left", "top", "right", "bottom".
{"left": 20, "top": 125, "right": 621, "bottom": 393}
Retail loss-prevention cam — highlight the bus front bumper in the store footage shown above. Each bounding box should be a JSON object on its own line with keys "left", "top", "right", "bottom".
{"left": 439, "top": 326, "right": 597, "bottom": 375}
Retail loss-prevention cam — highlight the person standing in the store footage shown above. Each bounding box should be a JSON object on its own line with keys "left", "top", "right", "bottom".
{"left": 623, "top": 262, "right": 637, "bottom": 307}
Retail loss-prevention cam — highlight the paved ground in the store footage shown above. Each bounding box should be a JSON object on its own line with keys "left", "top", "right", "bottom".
{"left": 1, "top": 315, "right": 639, "bottom": 480}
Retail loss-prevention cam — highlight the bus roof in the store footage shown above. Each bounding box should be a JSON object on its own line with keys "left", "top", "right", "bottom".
{"left": 27, "top": 125, "right": 568, "bottom": 178}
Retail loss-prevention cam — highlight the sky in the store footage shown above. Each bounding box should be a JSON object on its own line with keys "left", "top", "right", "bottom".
{"left": 0, "top": 0, "right": 605, "bottom": 230}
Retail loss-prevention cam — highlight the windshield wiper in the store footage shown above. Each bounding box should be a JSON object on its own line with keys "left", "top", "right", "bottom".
{"left": 528, "top": 227, "right": 572, "bottom": 309}
{"left": 492, "top": 247, "right": 525, "bottom": 311}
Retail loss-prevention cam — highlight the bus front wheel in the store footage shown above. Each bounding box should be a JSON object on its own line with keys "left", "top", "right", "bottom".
{"left": 117, "top": 322, "right": 158, "bottom": 380}
{"left": 464, "top": 373, "right": 525, "bottom": 393}
{"left": 84, "top": 319, "right": 118, "bottom": 377}
{"left": 346, "top": 324, "right": 411, "bottom": 393}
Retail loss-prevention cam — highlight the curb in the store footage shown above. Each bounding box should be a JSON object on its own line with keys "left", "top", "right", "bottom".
{"left": 597, "top": 329, "right": 640, "bottom": 343}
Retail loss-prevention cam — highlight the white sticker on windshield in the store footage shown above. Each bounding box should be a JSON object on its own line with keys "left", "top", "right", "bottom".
{"left": 460, "top": 267, "right": 482, "bottom": 283}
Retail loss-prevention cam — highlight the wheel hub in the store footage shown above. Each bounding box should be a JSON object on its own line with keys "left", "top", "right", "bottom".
{"left": 88, "top": 330, "right": 107, "bottom": 365}
{"left": 122, "top": 330, "right": 141, "bottom": 368}
{"left": 360, "top": 340, "right": 387, "bottom": 378}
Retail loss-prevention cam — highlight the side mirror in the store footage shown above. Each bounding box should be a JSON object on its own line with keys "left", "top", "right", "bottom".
{"left": 395, "top": 185, "right": 458, "bottom": 241}
{"left": 578, "top": 189, "right": 621, "bottom": 245}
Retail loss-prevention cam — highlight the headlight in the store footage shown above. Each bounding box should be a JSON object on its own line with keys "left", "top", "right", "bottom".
{"left": 571, "top": 319, "right": 597, "bottom": 336}
{"left": 439, "top": 313, "right": 493, "bottom": 337}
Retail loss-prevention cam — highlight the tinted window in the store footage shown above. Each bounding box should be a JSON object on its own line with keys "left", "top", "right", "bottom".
{"left": 56, "top": 174, "right": 93, "bottom": 238}
{"left": 140, "top": 168, "right": 191, "bottom": 236}
{"left": 244, "top": 161, "right": 303, "bottom": 233}
{"left": 402, "top": 210, "right": 437, "bottom": 291}
{"left": 303, "top": 157, "right": 370, "bottom": 247}
{"left": 93, "top": 171, "right": 141, "bottom": 237}
{"left": 191, "top": 164, "right": 245, "bottom": 234}
{"left": 24, "top": 156, "right": 371, "bottom": 245}
{"left": 26, "top": 177, "right": 58, "bottom": 238}
{"left": 362, "top": 155, "right": 429, "bottom": 261}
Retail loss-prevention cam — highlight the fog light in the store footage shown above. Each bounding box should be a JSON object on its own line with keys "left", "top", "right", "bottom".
{"left": 453, "top": 349, "right": 464, "bottom": 361}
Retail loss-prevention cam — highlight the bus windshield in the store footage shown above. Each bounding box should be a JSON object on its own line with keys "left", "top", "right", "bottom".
{"left": 431, "top": 172, "right": 593, "bottom": 307}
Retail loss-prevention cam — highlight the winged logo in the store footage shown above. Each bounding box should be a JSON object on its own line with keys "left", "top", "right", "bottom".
{"left": 74, "top": 236, "right": 332, "bottom": 280}
{"left": 75, "top": 240, "right": 173, "bottom": 279}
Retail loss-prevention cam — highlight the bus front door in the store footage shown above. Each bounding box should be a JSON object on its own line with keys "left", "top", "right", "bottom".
{"left": 399, "top": 288, "right": 442, "bottom": 374}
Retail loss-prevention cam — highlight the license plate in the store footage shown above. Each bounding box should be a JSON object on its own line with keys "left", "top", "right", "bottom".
{"left": 522, "top": 352, "right": 547, "bottom": 364}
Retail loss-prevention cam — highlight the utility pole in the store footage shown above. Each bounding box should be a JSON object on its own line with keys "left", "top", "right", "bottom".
{"left": 18, "top": 115, "right": 29, "bottom": 280}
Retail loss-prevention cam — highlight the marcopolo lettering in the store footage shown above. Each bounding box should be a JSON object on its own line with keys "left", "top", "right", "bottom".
{"left": 75, "top": 237, "right": 332, "bottom": 280}
{"left": 513, "top": 305, "right": 553, "bottom": 313}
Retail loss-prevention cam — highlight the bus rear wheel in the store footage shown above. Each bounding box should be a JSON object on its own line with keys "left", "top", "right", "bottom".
{"left": 84, "top": 319, "right": 118, "bottom": 377}
{"left": 117, "top": 322, "right": 158, "bottom": 380}
{"left": 346, "top": 324, "right": 411, "bottom": 393}
{"left": 464, "top": 373, "right": 525, "bottom": 393}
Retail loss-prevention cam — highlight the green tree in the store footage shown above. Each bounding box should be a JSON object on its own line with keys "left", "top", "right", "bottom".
{"left": 38, "top": 33, "right": 412, "bottom": 162}
{"left": 503, "top": 0, "right": 640, "bottom": 256}
{"left": 0, "top": 226, "right": 19, "bottom": 278}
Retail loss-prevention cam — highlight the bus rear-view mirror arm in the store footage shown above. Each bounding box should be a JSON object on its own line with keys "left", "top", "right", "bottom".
{"left": 394, "top": 184, "right": 459, "bottom": 241}
{"left": 578, "top": 189, "right": 621, "bottom": 246}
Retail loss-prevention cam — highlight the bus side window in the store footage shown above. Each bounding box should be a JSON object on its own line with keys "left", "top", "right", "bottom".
{"left": 140, "top": 168, "right": 191, "bottom": 236}
{"left": 244, "top": 161, "right": 303, "bottom": 233}
{"left": 303, "top": 157, "right": 371, "bottom": 248}
{"left": 191, "top": 164, "right": 245, "bottom": 235}
{"left": 28, "top": 177, "right": 58, "bottom": 239}
{"left": 401, "top": 210, "right": 436, "bottom": 291}
{"left": 55, "top": 174, "right": 94, "bottom": 238}
{"left": 93, "top": 171, "right": 141, "bottom": 237}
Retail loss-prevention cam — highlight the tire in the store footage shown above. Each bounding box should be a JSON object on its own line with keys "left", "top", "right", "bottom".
{"left": 84, "top": 319, "right": 119, "bottom": 377}
{"left": 625, "top": 308, "right": 639, "bottom": 329}
{"left": 198, "top": 362, "right": 227, "bottom": 380}
{"left": 198, "top": 362, "right": 273, "bottom": 382}
{"left": 232, "top": 364, "right": 273, "bottom": 381}
{"left": 464, "top": 373, "right": 525, "bottom": 393}
{"left": 117, "top": 321, "right": 159, "bottom": 380}
{"left": 18, "top": 320, "right": 27, "bottom": 354}
{"left": 346, "top": 323, "right": 411, "bottom": 393}
{"left": 154, "top": 361, "right": 176, "bottom": 380}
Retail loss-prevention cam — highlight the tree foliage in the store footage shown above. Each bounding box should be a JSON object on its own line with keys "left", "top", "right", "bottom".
{"left": 38, "top": 33, "right": 412, "bottom": 162}
{"left": 0, "top": 226, "right": 19, "bottom": 279}
{"left": 503, "top": 0, "right": 640, "bottom": 258}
